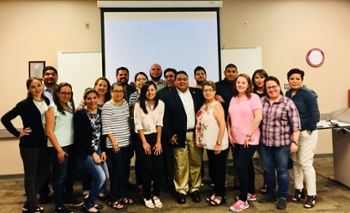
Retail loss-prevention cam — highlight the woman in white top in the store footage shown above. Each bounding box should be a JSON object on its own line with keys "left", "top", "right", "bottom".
{"left": 46, "top": 82, "right": 75, "bottom": 213}
{"left": 134, "top": 81, "right": 165, "bottom": 209}
{"left": 195, "top": 80, "right": 229, "bottom": 206}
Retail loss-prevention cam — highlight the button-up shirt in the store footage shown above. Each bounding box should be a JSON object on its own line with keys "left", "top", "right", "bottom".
{"left": 260, "top": 96, "right": 301, "bottom": 147}
{"left": 177, "top": 88, "right": 195, "bottom": 130}
{"left": 134, "top": 100, "right": 165, "bottom": 134}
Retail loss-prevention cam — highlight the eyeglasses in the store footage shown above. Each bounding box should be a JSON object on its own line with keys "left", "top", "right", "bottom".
{"left": 203, "top": 89, "right": 214, "bottom": 93}
{"left": 266, "top": 85, "right": 279, "bottom": 90}
{"left": 136, "top": 78, "right": 147, "bottom": 81}
{"left": 60, "top": 92, "right": 72, "bottom": 96}
{"left": 112, "top": 90, "right": 124, "bottom": 94}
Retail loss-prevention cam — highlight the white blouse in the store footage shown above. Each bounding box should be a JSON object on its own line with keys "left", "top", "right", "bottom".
{"left": 134, "top": 100, "right": 165, "bottom": 135}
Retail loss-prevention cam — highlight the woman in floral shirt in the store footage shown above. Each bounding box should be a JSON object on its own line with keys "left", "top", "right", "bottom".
{"left": 195, "top": 81, "right": 228, "bottom": 206}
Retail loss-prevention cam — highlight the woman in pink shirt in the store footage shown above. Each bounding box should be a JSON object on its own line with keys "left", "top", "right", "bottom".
{"left": 227, "top": 74, "right": 262, "bottom": 212}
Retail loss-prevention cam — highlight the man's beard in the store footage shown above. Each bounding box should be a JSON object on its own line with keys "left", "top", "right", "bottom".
{"left": 151, "top": 75, "right": 161, "bottom": 81}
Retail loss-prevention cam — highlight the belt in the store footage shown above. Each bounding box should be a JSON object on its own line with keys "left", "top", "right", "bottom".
{"left": 186, "top": 129, "right": 194, "bottom": 132}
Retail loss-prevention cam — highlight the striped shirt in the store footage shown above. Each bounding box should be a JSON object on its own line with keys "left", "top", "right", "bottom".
{"left": 260, "top": 96, "right": 301, "bottom": 147}
{"left": 102, "top": 101, "right": 131, "bottom": 148}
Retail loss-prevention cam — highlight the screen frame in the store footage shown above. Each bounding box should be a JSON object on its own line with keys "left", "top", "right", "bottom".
{"left": 100, "top": 7, "right": 222, "bottom": 81}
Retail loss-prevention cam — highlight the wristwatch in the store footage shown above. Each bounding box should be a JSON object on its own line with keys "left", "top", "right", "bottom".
{"left": 216, "top": 141, "right": 221, "bottom": 145}
{"left": 292, "top": 140, "right": 299, "bottom": 145}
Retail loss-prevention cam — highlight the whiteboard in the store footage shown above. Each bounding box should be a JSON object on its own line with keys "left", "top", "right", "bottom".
{"left": 220, "top": 47, "right": 262, "bottom": 80}
{"left": 57, "top": 52, "right": 102, "bottom": 106}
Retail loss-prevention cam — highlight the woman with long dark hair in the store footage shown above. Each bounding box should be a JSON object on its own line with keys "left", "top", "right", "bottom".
{"left": 1, "top": 77, "right": 49, "bottom": 213}
{"left": 46, "top": 82, "right": 76, "bottom": 213}
{"left": 134, "top": 81, "right": 165, "bottom": 208}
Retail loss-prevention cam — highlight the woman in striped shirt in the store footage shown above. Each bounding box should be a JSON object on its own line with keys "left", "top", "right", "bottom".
{"left": 102, "top": 82, "right": 133, "bottom": 210}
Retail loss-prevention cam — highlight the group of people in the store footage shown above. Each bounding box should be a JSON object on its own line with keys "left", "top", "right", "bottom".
{"left": 1, "top": 62, "right": 320, "bottom": 213}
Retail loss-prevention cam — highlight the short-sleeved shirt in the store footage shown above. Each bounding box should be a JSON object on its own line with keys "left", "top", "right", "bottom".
{"left": 260, "top": 96, "right": 301, "bottom": 147}
{"left": 47, "top": 102, "right": 74, "bottom": 148}
{"left": 228, "top": 93, "right": 262, "bottom": 145}
{"left": 102, "top": 101, "right": 131, "bottom": 148}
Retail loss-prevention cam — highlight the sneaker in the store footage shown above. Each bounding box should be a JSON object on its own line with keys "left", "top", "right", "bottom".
{"left": 235, "top": 193, "right": 256, "bottom": 202}
{"left": 259, "top": 194, "right": 277, "bottom": 203}
{"left": 55, "top": 206, "right": 73, "bottom": 213}
{"left": 276, "top": 198, "right": 287, "bottom": 210}
{"left": 229, "top": 200, "right": 249, "bottom": 212}
{"left": 247, "top": 193, "right": 257, "bottom": 201}
{"left": 64, "top": 197, "right": 83, "bottom": 206}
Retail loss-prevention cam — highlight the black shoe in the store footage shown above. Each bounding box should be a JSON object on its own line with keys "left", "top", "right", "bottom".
{"left": 64, "top": 197, "right": 83, "bottom": 206}
{"left": 304, "top": 195, "right": 316, "bottom": 208}
{"left": 190, "top": 191, "right": 201, "bottom": 203}
{"left": 259, "top": 194, "right": 277, "bottom": 203}
{"left": 276, "top": 198, "right": 287, "bottom": 210}
{"left": 176, "top": 192, "right": 187, "bottom": 204}
{"left": 292, "top": 188, "right": 305, "bottom": 202}
{"left": 55, "top": 206, "right": 73, "bottom": 213}
{"left": 38, "top": 196, "right": 49, "bottom": 204}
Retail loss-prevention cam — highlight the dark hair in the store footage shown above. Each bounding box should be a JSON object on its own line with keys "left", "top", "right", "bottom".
{"left": 94, "top": 77, "right": 111, "bottom": 101}
{"left": 263, "top": 76, "right": 284, "bottom": 95}
{"left": 164, "top": 68, "right": 177, "bottom": 77}
{"left": 26, "top": 77, "right": 45, "bottom": 99}
{"left": 53, "top": 82, "right": 75, "bottom": 115}
{"left": 225, "top": 63, "right": 237, "bottom": 71}
{"left": 134, "top": 72, "right": 148, "bottom": 82}
{"left": 232, "top": 74, "right": 253, "bottom": 98}
{"left": 287, "top": 68, "right": 304, "bottom": 80}
{"left": 111, "top": 82, "right": 125, "bottom": 92}
{"left": 252, "top": 69, "right": 269, "bottom": 93}
{"left": 194, "top": 66, "right": 206, "bottom": 75}
{"left": 202, "top": 80, "right": 216, "bottom": 91}
{"left": 139, "top": 81, "right": 159, "bottom": 114}
{"left": 42, "top": 66, "right": 58, "bottom": 76}
{"left": 116, "top": 66, "right": 129, "bottom": 75}
{"left": 83, "top": 87, "right": 99, "bottom": 100}
{"left": 175, "top": 70, "right": 188, "bottom": 79}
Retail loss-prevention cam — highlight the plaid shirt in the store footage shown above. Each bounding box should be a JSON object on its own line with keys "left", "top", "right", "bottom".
{"left": 260, "top": 96, "right": 301, "bottom": 147}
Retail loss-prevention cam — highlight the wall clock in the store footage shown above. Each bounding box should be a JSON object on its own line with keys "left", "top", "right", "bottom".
{"left": 306, "top": 48, "right": 324, "bottom": 67}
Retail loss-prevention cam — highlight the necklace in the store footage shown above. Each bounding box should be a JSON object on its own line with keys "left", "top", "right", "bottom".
{"left": 33, "top": 99, "right": 44, "bottom": 107}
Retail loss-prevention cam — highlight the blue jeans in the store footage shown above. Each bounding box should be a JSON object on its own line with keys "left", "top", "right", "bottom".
{"left": 49, "top": 145, "right": 71, "bottom": 208}
{"left": 260, "top": 143, "right": 290, "bottom": 199}
{"left": 107, "top": 145, "right": 131, "bottom": 203}
{"left": 77, "top": 150, "right": 109, "bottom": 209}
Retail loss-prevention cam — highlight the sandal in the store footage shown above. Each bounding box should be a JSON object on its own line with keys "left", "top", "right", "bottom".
{"left": 98, "top": 193, "right": 106, "bottom": 201}
{"left": 304, "top": 196, "right": 316, "bottom": 208}
{"left": 210, "top": 196, "right": 226, "bottom": 206}
{"left": 260, "top": 184, "right": 267, "bottom": 194}
{"left": 22, "top": 206, "right": 44, "bottom": 213}
{"left": 108, "top": 200, "right": 124, "bottom": 209}
{"left": 206, "top": 193, "right": 216, "bottom": 203}
{"left": 292, "top": 188, "right": 305, "bottom": 202}
{"left": 153, "top": 196, "right": 163, "bottom": 208}
{"left": 144, "top": 198, "right": 155, "bottom": 208}
{"left": 121, "top": 197, "right": 134, "bottom": 205}
{"left": 83, "top": 207, "right": 99, "bottom": 213}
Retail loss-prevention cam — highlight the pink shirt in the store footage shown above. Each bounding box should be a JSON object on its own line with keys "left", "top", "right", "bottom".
{"left": 228, "top": 93, "right": 262, "bottom": 145}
